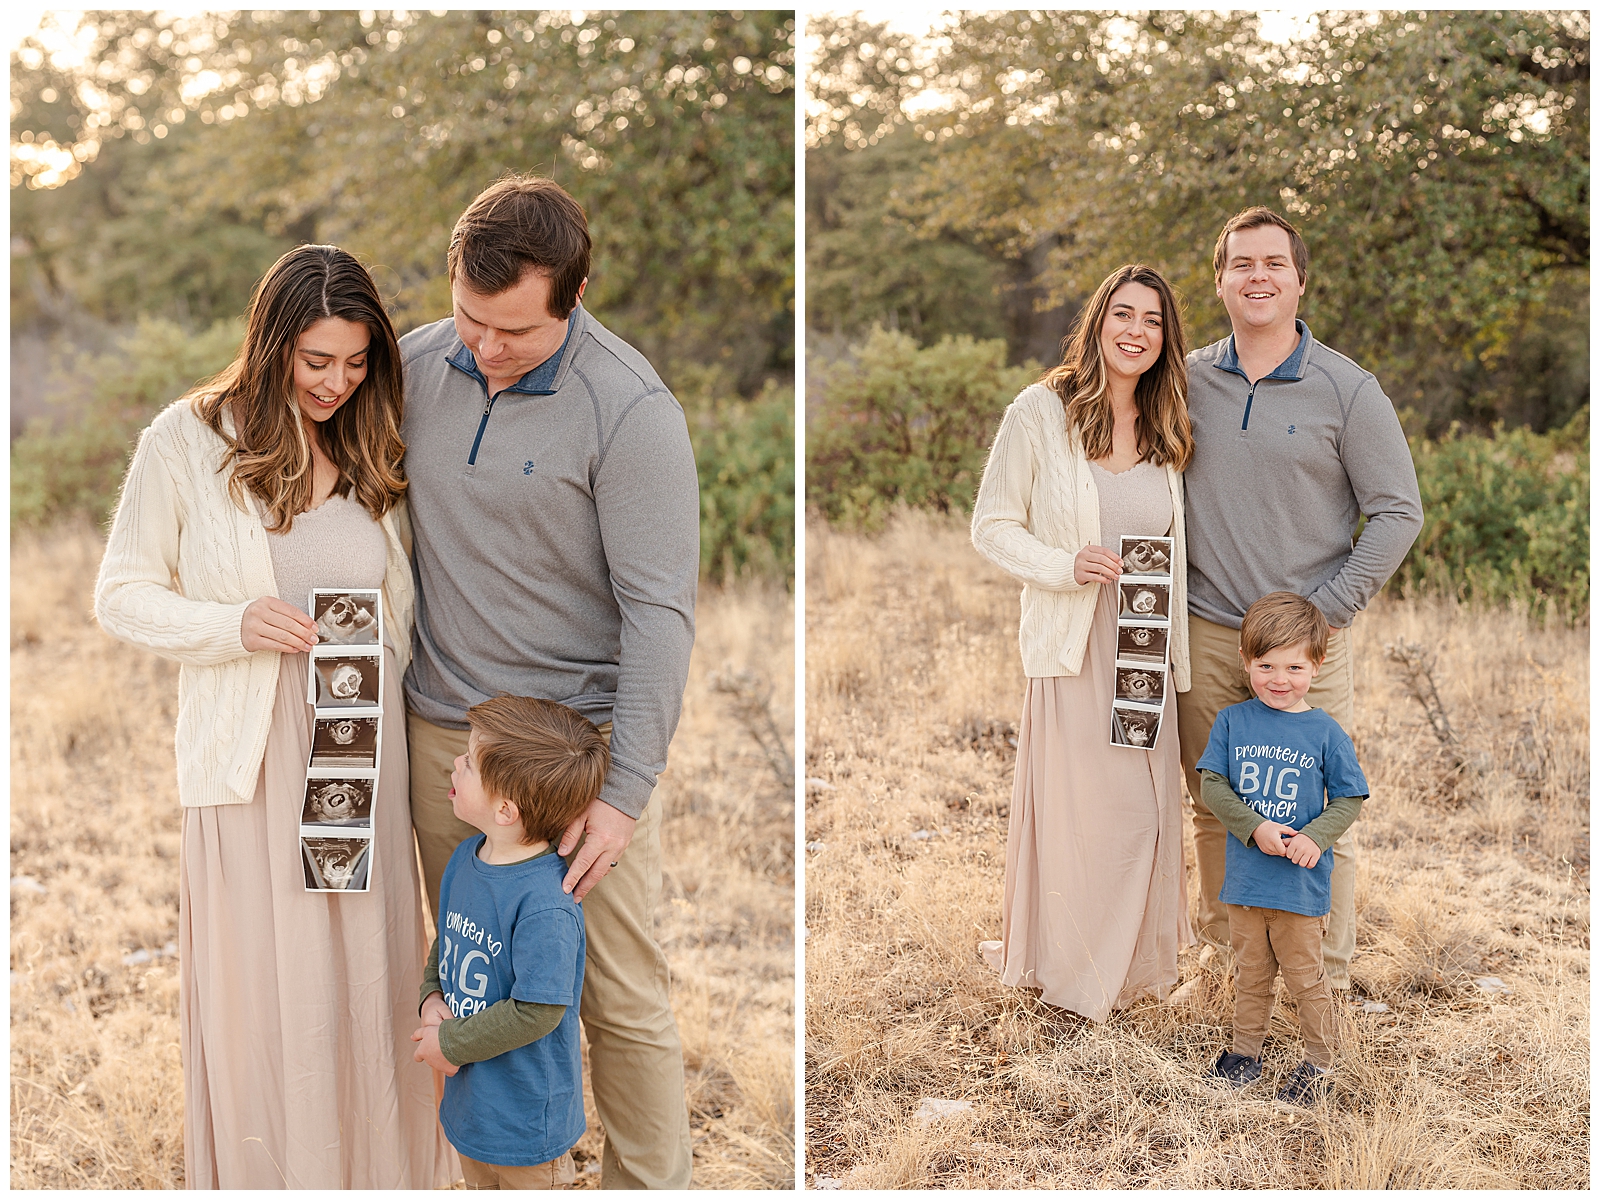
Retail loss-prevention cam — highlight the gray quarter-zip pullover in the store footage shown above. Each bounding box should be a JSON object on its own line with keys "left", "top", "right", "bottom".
{"left": 399, "top": 304, "right": 699, "bottom": 819}
{"left": 1184, "top": 321, "right": 1423, "bottom": 629}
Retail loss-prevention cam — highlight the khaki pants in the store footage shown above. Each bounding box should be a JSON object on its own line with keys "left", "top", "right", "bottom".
{"left": 1176, "top": 613, "right": 1358, "bottom": 987}
{"left": 1227, "top": 905, "right": 1338, "bottom": 1069}
{"left": 458, "top": 1150, "right": 576, "bottom": 1190}
{"left": 409, "top": 712, "right": 694, "bottom": 1190}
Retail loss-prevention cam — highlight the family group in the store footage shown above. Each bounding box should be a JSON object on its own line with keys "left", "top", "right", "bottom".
{"left": 94, "top": 176, "right": 697, "bottom": 1188}
{"left": 972, "top": 206, "right": 1424, "bottom": 1104}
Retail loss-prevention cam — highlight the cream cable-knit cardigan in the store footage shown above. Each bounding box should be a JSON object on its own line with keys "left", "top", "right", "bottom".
{"left": 971, "top": 383, "right": 1191, "bottom": 688}
{"left": 94, "top": 399, "right": 415, "bottom": 807}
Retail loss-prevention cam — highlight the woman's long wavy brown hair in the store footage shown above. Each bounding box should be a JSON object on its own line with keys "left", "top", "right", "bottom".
{"left": 192, "top": 245, "right": 406, "bottom": 532}
{"left": 1040, "top": 263, "right": 1193, "bottom": 471}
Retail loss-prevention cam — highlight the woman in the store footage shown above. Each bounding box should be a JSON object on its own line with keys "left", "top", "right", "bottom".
{"left": 971, "top": 263, "right": 1195, "bottom": 1022}
{"left": 95, "top": 246, "right": 453, "bottom": 1187}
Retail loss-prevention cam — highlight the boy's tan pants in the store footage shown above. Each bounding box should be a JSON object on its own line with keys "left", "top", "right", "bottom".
{"left": 409, "top": 713, "right": 694, "bottom": 1190}
{"left": 459, "top": 1150, "right": 576, "bottom": 1190}
{"left": 1177, "top": 613, "right": 1359, "bottom": 986}
{"left": 1226, "top": 904, "right": 1337, "bottom": 1069}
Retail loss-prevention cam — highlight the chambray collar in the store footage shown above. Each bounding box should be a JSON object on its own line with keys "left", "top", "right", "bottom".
{"left": 445, "top": 303, "right": 581, "bottom": 398}
{"left": 1216, "top": 319, "right": 1311, "bottom": 382}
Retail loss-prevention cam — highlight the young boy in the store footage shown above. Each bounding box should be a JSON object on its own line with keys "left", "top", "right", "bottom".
{"left": 1195, "top": 592, "right": 1369, "bottom": 1106}
{"left": 412, "top": 695, "right": 609, "bottom": 1189}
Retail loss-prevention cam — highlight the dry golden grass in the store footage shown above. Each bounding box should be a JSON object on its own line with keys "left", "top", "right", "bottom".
{"left": 10, "top": 523, "right": 794, "bottom": 1189}
{"left": 804, "top": 511, "right": 1588, "bottom": 1189}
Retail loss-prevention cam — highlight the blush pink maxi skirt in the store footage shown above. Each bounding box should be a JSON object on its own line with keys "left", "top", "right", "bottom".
{"left": 985, "top": 583, "right": 1194, "bottom": 1021}
{"left": 178, "top": 648, "right": 454, "bottom": 1188}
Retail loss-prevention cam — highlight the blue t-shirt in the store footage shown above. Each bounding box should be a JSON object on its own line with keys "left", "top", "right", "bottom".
{"left": 437, "top": 837, "right": 586, "bottom": 1167}
{"left": 1196, "top": 698, "right": 1368, "bottom": 918}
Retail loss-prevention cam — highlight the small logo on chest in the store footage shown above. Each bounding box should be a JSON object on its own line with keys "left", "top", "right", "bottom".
{"left": 1287, "top": 425, "right": 1297, "bottom": 435}
{"left": 523, "top": 460, "right": 535, "bottom": 475}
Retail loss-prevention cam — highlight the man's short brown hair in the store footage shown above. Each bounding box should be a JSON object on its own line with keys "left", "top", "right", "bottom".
{"left": 1240, "top": 591, "right": 1329, "bottom": 665}
{"left": 447, "top": 174, "right": 591, "bottom": 317}
{"left": 1212, "top": 206, "right": 1309, "bottom": 285}
{"left": 466, "top": 695, "right": 609, "bottom": 845}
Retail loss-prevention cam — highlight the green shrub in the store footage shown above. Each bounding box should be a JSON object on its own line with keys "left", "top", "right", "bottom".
{"left": 806, "top": 328, "right": 1038, "bottom": 530}
{"left": 688, "top": 382, "right": 795, "bottom": 586}
{"left": 11, "top": 317, "right": 244, "bottom": 529}
{"left": 1396, "top": 409, "right": 1589, "bottom": 621}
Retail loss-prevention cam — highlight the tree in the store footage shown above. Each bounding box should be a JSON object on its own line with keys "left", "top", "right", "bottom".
{"left": 805, "top": 11, "right": 1588, "bottom": 432}
{"left": 12, "top": 10, "right": 796, "bottom": 395}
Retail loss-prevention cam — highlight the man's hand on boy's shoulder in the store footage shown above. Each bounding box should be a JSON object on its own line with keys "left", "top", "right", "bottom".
{"left": 412, "top": 1020, "right": 460, "bottom": 1075}
{"left": 558, "top": 797, "right": 637, "bottom": 901}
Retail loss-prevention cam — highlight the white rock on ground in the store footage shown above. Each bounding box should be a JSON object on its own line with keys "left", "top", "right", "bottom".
{"left": 1165, "top": 977, "right": 1200, "bottom": 1006}
{"left": 914, "top": 1098, "right": 973, "bottom": 1124}
{"left": 813, "top": 1178, "right": 843, "bottom": 1190}
{"left": 1475, "top": 976, "right": 1511, "bottom": 994}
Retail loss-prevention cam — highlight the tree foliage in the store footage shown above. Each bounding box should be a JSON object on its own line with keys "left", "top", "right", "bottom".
{"left": 13, "top": 9, "right": 795, "bottom": 394}
{"left": 807, "top": 328, "right": 1037, "bottom": 530}
{"left": 692, "top": 384, "right": 796, "bottom": 585}
{"left": 1397, "top": 410, "right": 1589, "bottom": 620}
{"left": 806, "top": 11, "right": 1588, "bottom": 433}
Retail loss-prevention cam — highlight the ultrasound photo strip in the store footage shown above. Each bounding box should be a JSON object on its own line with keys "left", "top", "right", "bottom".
{"left": 310, "top": 715, "right": 381, "bottom": 771}
{"left": 1113, "top": 662, "right": 1168, "bottom": 710}
{"left": 1118, "top": 579, "right": 1172, "bottom": 622}
{"left": 1110, "top": 702, "right": 1164, "bottom": 750}
{"left": 301, "top": 832, "right": 373, "bottom": 893}
{"left": 308, "top": 652, "right": 384, "bottom": 713}
{"left": 300, "top": 775, "right": 376, "bottom": 829}
{"left": 305, "top": 590, "right": 383, "bottom": 712}
{"left": 1118, "top": 535, "right": 1174, "bottom": 580}
{"left": 301, "top": 588, "right": 383, "bottom": 893}
{"left": 1115, "top": 621, "right": 1170, "bottom": 666}
{"left": 309, "top": 588, "right": 383, "bottom": 649}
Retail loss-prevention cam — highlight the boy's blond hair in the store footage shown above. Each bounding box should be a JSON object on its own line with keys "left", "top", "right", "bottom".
{"left": 1240, "top": 591, "right": 1329, "bottom": 665}
{"left": 466, "top": 695, "right": 609, "bottom": 845}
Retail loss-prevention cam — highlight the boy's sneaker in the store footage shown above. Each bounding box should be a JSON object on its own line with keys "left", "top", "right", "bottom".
{"left": 1276, "top": 1060, "right": 1330, "bottom": 1106}
{"left": 1206, "top": 1050, "right": 1262, "bottom": 1087}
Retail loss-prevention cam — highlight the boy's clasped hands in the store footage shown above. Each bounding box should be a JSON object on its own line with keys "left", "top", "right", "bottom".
{"left": 413, "top": 993, "right": 459, "bottom": 1077}
{"left": 1251, "top": 821, "right": 1322, "bottom": 868}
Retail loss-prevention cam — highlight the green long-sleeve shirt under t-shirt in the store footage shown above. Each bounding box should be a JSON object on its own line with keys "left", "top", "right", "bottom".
{"left": 419, "top": 846, "right": 566, "bottom": 1067}
{"left": 1201, "top": 769, "right": 1364, "bottom": 853}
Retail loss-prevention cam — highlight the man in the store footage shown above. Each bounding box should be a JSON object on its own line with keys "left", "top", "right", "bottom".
{"left": 399, "top": 174, "right": 699, "bottom": 1188}
{"left": 1177, "top": 206, "right": 1423, "bottom": 989}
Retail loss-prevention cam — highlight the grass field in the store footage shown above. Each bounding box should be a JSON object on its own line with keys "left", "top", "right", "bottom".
{"left": 10, "top": 524, "right": 794, "bottom": 1189}
{"left": 804, "top": 512, "right": 1588, "bottom": 1189}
